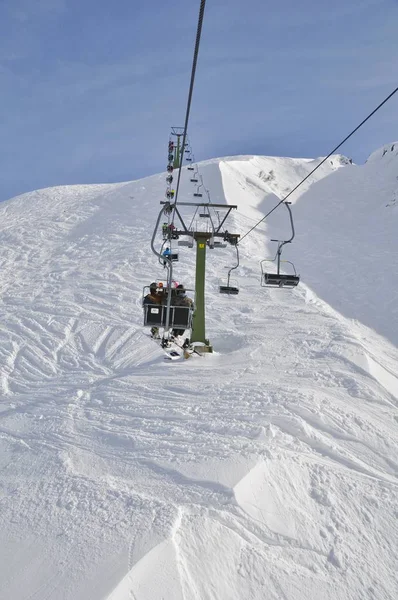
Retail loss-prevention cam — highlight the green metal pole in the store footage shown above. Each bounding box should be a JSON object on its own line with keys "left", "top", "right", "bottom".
{"left": 191, "top": 235, "right": 212, "bottom": 351}
{"left": 174, "top": 135, "right": 181, "bottom": 169}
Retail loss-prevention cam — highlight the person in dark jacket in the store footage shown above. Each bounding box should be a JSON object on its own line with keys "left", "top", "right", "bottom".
{"left": 144, "top": 282, "right": 163, "bottom": 305}
{"left": 171, "top": 285, "right": 193, "bottom": 337}
{"left": 143, "top": 283, "right": 163, "bottom": 338}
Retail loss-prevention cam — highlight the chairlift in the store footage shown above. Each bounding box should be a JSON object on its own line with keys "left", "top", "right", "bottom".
{"left": 186, "top": 157, "right": 192, "bottom": 162}
{"left": 207, "top": 237, "right": 226, "bottom": 249}
{"left": 194, "top": 186, "right": 203, "bottom": 197}
{"left": 190, "top": 178, "right": 199, "bottom": 183}
{"left": 219, "top": 245, "right": 240, "bottom": 295}
{"left": 223, "top": 232, "right": 239, "bottom": 246}
{"left": 142, "top": 284, "right": 194, "bottom": 330}
{"left": 261, "top": 202, "right": 300, "bottom": 288}
{"left": 187, "top": 166, "right": 195, "bottom": 171}
{"left": 178, "top": 238, "right": 194, "bottom": 248}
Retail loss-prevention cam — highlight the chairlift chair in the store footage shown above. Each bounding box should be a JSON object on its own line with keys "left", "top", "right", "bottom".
{"left": 164, "top": 253, "right": 179, "bottom": 262}
{"left": 219, "top": 280, "right": 239, "bottom": 295}
{"left": 194, "top": 188, "right": 203, "bottom": 197}
{"left": 261, "top": 202, "right": 300, "bottom": 289}
{"left": 219, "top": 245, "right": 240, "bottom": 295}
{"left": 178, "top": 238, "right": 194, "bottom": 248}
{"left": 142, "top": 284, "right": 193, "bottom": 330}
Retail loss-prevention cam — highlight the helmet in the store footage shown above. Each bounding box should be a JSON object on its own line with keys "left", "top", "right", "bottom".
{"left": 150, "top": 282, "right": 157, "bottom": 291}
{"left": 176, "top": 284, "right": 185, "bottom": 296}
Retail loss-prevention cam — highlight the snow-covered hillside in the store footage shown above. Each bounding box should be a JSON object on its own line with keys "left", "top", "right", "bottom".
{"left": 0, "top": 150, "right": 397, "bottom": 600}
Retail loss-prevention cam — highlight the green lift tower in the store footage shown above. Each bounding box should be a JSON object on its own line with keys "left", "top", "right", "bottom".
{"left": 161, "top": 201, "right": 239, "bottom": 354}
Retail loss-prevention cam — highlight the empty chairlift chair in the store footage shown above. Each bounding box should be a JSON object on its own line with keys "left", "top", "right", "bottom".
{"left": 261, "top": 258, "right": 300, "bottom": 288}
{"left": 219, "top": 244, "right": 240, "bottom": 295}
{"left": 260, "top": 202, "right": 300, "bottom": 289}
{"left": 193, "top": 186, "right": 203, "bottom": 197}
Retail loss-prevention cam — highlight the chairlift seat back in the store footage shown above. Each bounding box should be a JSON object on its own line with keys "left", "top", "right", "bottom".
{"left": 219, "top": 285, "right": 239, "bottom": 295}
{"left": 263, "top": 273, "right": 300, "bottom": 288}
{"left": 144, "top": 304, "right": 192, "bottom": 329}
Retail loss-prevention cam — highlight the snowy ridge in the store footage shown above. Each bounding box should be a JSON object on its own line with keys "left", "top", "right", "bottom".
{"left": 0, "top": 152, "right": 397, "bottom": 600}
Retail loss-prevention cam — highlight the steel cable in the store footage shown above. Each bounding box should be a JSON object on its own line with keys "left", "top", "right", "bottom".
{"left": 239, "top": 85, "right": 398, "bottom": 244}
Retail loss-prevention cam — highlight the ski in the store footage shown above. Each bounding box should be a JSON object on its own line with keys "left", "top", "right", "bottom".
{"left": 148, "top": 330, "right": 202, "bottom": 360}
{"left": 163, "top": 349, "right": 181, "bottom": 360}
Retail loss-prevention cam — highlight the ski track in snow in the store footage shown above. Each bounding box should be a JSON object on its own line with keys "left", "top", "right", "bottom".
{"left": 0, "top": 151, "right": 397, "bottom": 599}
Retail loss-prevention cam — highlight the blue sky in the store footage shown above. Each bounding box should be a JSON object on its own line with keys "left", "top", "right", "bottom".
{"left": 0, "top": 0, "right": 397, "bottom": 201}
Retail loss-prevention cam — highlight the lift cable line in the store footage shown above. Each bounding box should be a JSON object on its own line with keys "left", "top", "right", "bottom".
{"left": 238, "top": 84, "right": 398, "bottom": 245}
{"left": 172, "top": 0, "right": 207, "bottom": 216}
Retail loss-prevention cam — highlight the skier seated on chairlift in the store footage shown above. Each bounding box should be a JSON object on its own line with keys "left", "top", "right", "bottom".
{"left": 143, "top": 282, "right": 163, "bottom": 305}
{"left": 162, "top": 247, "right": 171, "bottom": 266}
{"left": 144, "top": 283, "right": 164, "bottom": 338}
{"left": 167, "top": 164, "right": 173, "bottom": 173}
{"left": 171, "top": 284, "right": 193, "bottom": 338}
{"left": 166, "top": 189, "right": 175, "bottom": 199}
{"left": 169, "top": 223, "right": 179, "bottom": 239}
{"left": 162, "top": 222, "right": 169, "bottom": 238}
{"left": 166, "top": 175, "right": 173, "bottom": 184}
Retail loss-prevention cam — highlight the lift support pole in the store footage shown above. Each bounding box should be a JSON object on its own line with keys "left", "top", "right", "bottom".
{"left": 159, "top": 201, "right": 239, "bottom": 354}
{"left": 171, "top": 127, "right": 184, "bottom": 170}
{"left": 191, "top": 233, "right": 212, "bottom": 352}
{"left": 174, "top": 134, "right": 181, "bottom": 169}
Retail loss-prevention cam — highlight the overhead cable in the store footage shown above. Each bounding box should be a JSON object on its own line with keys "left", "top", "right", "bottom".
{"left": 239, "top": 85, "right": 398, "bottom": 244}
{"left": 172, "top": 0, "right": 207, "bottom": 216}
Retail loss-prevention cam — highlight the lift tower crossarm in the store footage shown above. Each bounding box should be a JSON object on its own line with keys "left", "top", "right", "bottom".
{"left": 160, "top": 201, "right": 238, "bottom": 236}
{"left": 161, "top": 201, "right": 237, "bottom": 208}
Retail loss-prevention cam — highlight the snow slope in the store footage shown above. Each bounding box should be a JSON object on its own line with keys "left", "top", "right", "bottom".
{"left": 0, "top": 151, "right": 397, "bottom": 600}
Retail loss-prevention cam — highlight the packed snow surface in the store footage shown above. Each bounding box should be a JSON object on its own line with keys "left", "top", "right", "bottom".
{"left": 0, "top": 150, "right": 397, "bottom": 600}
